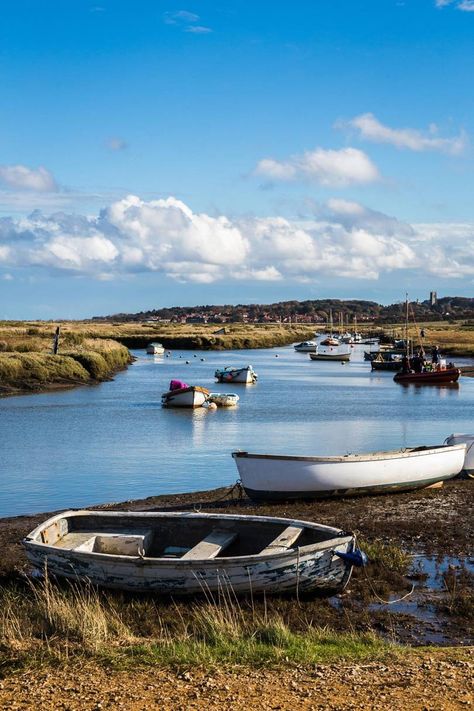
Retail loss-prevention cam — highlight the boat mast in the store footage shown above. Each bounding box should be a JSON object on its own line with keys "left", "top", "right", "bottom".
{"left": 405, "top": 293, "right": 410, "bottom": 357}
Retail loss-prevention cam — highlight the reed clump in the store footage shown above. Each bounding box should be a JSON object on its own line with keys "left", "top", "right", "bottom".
{"left": 0, "top": 576, "right": 393, "bottom": 670}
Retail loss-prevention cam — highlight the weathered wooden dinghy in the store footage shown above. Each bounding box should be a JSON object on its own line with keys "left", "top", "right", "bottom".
{"left": 162, "top": 380, "right": 209, "bottom": 408}
{"left": 214, "top": 365, "right": 258, "bottom": 384}
{"left": 23, "top": 511, "right": 361, "bottom": 595}
{"left": 232, "top": 444, "right": 466, "bottom": 501}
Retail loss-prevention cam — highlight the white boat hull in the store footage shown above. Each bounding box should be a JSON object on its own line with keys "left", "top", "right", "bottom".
{"left": 146, "top": 343, "right": 165, "bottom": 354}
{"left": 215, "top": 366, "right": 257, "bottom": 384}
{"left": 208, "top": 393, "right": 240, "bottom": 407}
{"left": 294, "top": 342, "right": 318, "bottom": 352}
{"left": 162, "top": 386, "right": 208, "bottom": 408}
{"left": 23, "top": 511, "right": 356, "bottom": 595}
{"left": 310, "top": 351, "right": 351, "bottom": 362}
{"left": 233, "top": 444, "right": 466, "bottom": 500}
{"left": 445, "top": 434, "right": 474, "bottom": 475}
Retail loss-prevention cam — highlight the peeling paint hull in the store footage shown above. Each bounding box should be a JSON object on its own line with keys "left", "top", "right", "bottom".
{"left": 23, "top": 510, "right": 356, "bottom": 595}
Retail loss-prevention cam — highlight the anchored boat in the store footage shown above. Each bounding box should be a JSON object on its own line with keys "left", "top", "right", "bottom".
{"left": 162, "top": 380, "right": 209, "bottom": 408}
{"left": 309, "top": 341, "right": 351, "bottom": 362}
{"left": 207, "top": 393, "right": 240, "bottom": 407}
{"left": 23, "top": 510, "right": 361, "bottom": 595}
{"left": 214, "top": 365, "right": 258, "bottom": 384}
{"left": 146, "top": 342, "right": 165, "bottom": 355}
{"left": 232, "top": 444, "right": 466, "bottom": 501}
{"left": 394, "top": 366, "right": 461, "bottom": 385}
{"left": 294, "top": 341, "right": 318, "bottom": 352}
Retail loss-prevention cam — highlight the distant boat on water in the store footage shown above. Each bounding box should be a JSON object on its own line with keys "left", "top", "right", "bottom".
{"left": 162, "top": 380, "right": 209, "bottom": 408}
{"left": 207, "top": 392, "right": 240, "bottom": 407}
{"left": 310, "top": 340, "right": 351, "bottom": 361}
{"left": 394, "top": 366, "right": 461, "bottom": 385}
{"left": 146, "top": 342, "right": 165, "bottom": 355}
{"left": 215, "top": 365, "right": 258, "bottom": 384}
{"left": 294, "top": 341, "right": 318, "bottom": 352}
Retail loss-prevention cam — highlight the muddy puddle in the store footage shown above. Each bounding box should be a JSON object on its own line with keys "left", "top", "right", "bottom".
{"left": 332, "top": 554, "right": 474, "bottom": 646}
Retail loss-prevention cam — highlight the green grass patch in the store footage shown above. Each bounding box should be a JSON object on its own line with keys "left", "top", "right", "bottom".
{"left": 0, "top": 577, "right": 395, "bottom": 671}
{"left": 359, "top": 539, "right": 411, "bottom": 576}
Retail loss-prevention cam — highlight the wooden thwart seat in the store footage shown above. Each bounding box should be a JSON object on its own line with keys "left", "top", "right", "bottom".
{"left": 181, "top": 529, "right": 237, "bottom": 560}
{"left": 260, "top": 525, "right": 304, "bottom": 555}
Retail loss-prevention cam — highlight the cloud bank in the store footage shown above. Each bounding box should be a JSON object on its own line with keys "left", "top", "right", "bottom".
{"left": 0, "top": 195, "right": 472, "bottom": 284}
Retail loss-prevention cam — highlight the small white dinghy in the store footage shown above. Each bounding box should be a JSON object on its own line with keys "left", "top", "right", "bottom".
{"left": 232, "top": 444, "right": 466, "bottom": 501}
{"left": 207, "top": 393, "right": 240, "bottom": 407}
{"left": 23, "top": 510, "right": 361, "bottom": 595}
{"left": 444, "top": 434, "right": 474, "bottom": 477}
{"left": 214, "top": 365, "right": 258, "bottom": 384}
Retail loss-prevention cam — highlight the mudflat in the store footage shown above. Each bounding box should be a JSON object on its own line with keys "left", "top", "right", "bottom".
{"left": 0, "top": 480, "right": 472, "bottom": 709}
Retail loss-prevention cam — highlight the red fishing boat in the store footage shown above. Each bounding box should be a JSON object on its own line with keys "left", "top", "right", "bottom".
{"left": 393, "top": 294, "right": 461, "bottom": 386}
{"left": 394, "top": 366, "right": 461, "bottom": 385}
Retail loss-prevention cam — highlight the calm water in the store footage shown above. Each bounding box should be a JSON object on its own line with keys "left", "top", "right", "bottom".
{"left": 1, "top": 345, "right": 473, "bottom": 518}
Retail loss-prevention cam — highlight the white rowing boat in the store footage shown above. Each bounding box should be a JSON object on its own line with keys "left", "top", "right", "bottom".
{"left": 310, "top": 341, "right": 351, "bottom": 361}
{"left": 207, "top": 393, "right": 240, "bottom": 407}
{"left": 161, "top": 385, "right": 209, "bottom": 408}
{"left": 232, "top": 444, "right": 466, "bottom": 501}
{"left": 23, "top": 510, "right": 361, "bottom": 595}
{"left": 214, "top": 365, "right": 258, "bottom": 384}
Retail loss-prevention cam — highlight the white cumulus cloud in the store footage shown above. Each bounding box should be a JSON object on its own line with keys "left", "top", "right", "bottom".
{"left": 0, "top": 165, "right": 58, "bottom": 192}
{"left": 341, "top": 113, "right": 468, "bottom": 155}
{"left": 255, "top": 147, "right": 380, "bottom": 187}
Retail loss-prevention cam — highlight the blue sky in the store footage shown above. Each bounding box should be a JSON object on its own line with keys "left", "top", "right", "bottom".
{"left": 0, "top": 0, "right": 473, "bottom": 318}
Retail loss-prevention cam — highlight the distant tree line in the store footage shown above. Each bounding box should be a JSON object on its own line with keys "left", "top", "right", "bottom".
{"left": 92, "top": 296, "right": 474, "bottom": 324}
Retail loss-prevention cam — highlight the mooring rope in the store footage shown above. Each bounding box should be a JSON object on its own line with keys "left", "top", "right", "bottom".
{"left": 192, "top": 480, "right": 243, "bottom": 512}
{"left": 362, "top": 563, "right": 415, "bottom": 605}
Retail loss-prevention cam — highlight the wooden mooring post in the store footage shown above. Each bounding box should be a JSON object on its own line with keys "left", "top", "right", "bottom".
{"left": 52, "top": 326, "right": 60, "bottom": 354}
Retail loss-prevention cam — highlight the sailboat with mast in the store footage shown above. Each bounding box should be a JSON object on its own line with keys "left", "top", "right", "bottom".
{"left": 310, "top": 309, "right": 351, "bottom": 361}
{"left": 393, "top": 295, "right": 461, "bottom": 385}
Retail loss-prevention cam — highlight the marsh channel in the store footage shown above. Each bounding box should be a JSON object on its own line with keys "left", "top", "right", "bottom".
{"left": 0, "top": 343, "right": 473, "bottom": 647}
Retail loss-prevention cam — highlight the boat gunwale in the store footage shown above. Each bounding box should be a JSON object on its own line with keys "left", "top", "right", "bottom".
{"left": 161, "top": 385, "right": 210, "bottom": 397}
{"left": 232, "top": 443, "right": 466, "bottom": 464}
{"left": 23, "top": 510, "right": 354, "bottom": 564}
